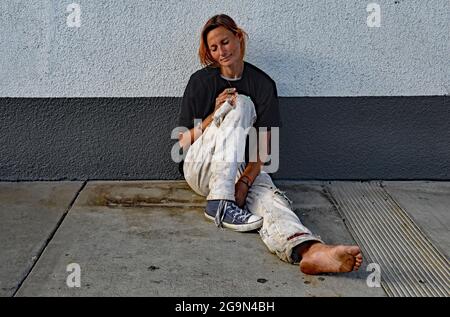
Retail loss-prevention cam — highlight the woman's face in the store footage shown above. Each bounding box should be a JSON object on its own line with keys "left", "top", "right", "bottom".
{"left": 206, "top": 26, "right": 242, "bottom": 68}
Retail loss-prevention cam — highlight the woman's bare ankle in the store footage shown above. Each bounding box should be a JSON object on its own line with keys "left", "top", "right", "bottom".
{"left": 296, "top": 241, "right": 322, "bottom": 259}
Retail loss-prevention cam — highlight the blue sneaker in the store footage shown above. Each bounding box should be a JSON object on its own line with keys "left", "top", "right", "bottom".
{"left": 205, "top": 200, "right": 263, "bottom": 232}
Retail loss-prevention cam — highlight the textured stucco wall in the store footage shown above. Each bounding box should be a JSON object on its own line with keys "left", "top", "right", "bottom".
{"left": 1, "top": 1, "right": 449, "bottom": 180}
{"left": 1, "top": 0, "right": 448, "bottom": 97}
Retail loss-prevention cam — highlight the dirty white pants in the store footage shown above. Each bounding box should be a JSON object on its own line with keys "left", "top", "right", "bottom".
{"left": 183, "top": 94, "right": 323, "bottom": 263}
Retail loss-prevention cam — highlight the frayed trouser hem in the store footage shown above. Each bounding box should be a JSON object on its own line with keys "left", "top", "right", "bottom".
{"left": 206, "top": 193, "right": 236, "bottom": 202}
{"left": 288, "top": 235, "right": 325, "bottom": 264}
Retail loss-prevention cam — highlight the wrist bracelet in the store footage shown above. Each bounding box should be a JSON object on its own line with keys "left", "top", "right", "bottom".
{"left": 239, "top": 176, "right": 252, "bottom": 188}
{"left": 238, "top": 179, "right": 250, "bottom": 188}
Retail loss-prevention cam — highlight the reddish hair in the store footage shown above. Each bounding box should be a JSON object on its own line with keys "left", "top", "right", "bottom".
{"left": 198, "top": 14, "right": 248, "bottom": 67}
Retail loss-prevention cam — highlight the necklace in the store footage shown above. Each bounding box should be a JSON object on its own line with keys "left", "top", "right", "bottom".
{"left": 220, "top": 62, "right": 243, "bottom": 96}
{"left": 221, "top": 74, "right": 241, "bottom": 92}
{"left": 226, "top": 79, "right": 233, "bottom": 90}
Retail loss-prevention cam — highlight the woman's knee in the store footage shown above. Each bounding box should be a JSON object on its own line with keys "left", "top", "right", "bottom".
{"left": 235, "top": 94, "right": 256, "bottom": 115}
{"left": 221, "top": 94, "right": 256, "bottom": 127}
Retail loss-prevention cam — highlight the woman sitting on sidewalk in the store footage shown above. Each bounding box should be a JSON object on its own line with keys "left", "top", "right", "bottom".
{"left": 178, "top": 14, "right": 362, "bottom": 275}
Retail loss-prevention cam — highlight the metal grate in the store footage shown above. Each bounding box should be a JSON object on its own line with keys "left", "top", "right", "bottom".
{"left": 324, "top": 181, "right": 449, "bottom": 297}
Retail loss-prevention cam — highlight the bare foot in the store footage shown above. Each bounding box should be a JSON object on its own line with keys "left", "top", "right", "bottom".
{"left": 299, "top": 243, "right": 363, "bottom": 275}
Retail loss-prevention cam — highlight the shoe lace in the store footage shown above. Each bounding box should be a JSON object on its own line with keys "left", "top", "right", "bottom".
{"left": 214, "top": 201, "right": 252, "bottom": 227}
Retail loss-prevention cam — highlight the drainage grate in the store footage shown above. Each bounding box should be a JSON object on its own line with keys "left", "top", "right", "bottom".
{"left": 324, "top": 181, "right": 449, "bottom": 297}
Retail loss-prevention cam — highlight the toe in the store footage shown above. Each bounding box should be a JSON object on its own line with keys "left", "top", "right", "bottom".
{"left": 348, "top": 246, "right": 361, "bottom": 256}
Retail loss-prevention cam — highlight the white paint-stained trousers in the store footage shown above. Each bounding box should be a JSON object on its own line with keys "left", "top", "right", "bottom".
{"left": 183, "top": 94, "right": 323, "bottom": 263}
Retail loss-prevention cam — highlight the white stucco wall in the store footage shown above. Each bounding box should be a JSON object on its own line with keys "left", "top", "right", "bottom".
{"left": 0, "top": 0, "right": 448, "bottom": 97}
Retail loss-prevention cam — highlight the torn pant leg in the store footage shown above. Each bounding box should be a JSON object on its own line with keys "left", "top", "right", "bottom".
{"left": 244, "top": 171, "right": 324, "bottom": 263}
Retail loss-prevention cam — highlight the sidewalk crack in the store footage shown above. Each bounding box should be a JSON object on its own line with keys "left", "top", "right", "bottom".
{"left": 12, "top": 180, "right": 88, "bottom": 297}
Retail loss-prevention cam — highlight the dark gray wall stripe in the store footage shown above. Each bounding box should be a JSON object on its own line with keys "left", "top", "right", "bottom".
{"left": 0, "top": 96, "right": 448, "bottom": 181}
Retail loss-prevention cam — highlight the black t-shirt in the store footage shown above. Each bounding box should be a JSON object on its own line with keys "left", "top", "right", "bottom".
{"left": 177, "top": 61, "right": 282, "bottom": 176}
{"left": 179, "top": 61, "right": 281, "bottom": 129}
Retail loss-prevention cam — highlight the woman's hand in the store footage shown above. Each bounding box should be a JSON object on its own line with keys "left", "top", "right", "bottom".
{"left": 214, "top": 88, "right": 237, "bottom": 115}
{"left": 235, "top": 180, "right": 249, "bottom": 208}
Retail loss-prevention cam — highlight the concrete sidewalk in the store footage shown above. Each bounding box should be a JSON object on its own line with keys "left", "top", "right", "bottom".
{"left": 0, "top": 180, "right": 448, "bottom": 297}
